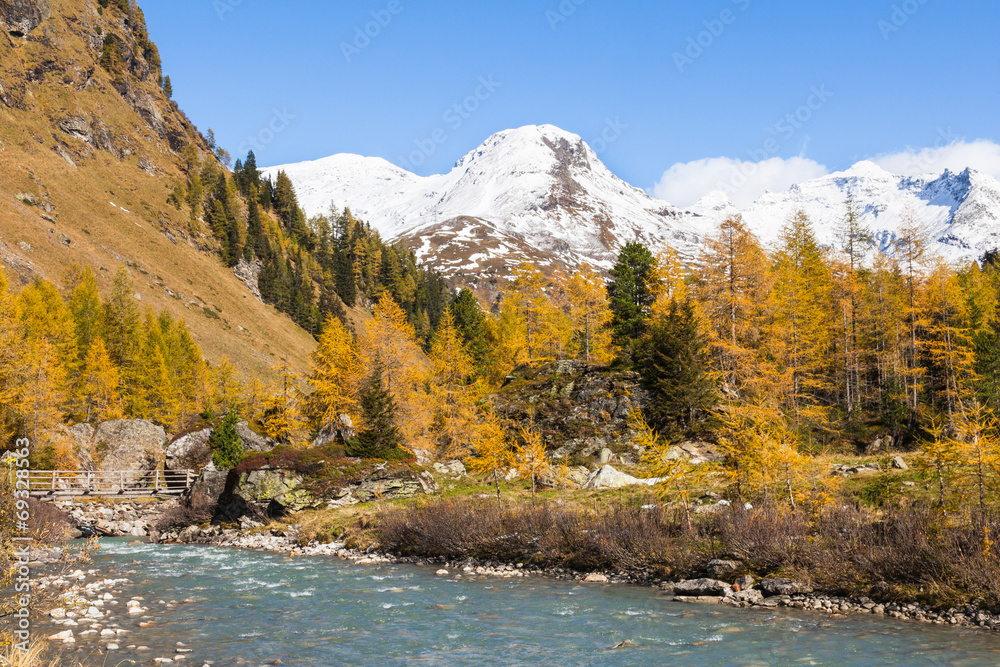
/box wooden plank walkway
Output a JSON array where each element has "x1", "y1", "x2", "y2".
[{"x1": 21, "y1": 469, "x2": 196, "y2": 499}]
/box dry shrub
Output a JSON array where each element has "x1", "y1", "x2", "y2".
[
  {"x1": 154, "y1": 498, "x2": 215, "y2": 531},
  {"x1": 378, "y1": 498, "x2": 699, "y2": 575},
  {"x1": 26, "y1": 498, "x2": 74, "y2": 544},
  {"x1": 0, "y1": 642, "x2": 62, "y2": 667},
  {"x1": 711, "y1": 502, "x2": 812, "y2": 573}
]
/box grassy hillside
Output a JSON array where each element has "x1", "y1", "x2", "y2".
[{"x1": 0, "y1": 0, "x2": 316, "y2": 377}]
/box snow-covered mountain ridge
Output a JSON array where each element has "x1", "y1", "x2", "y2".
[{"x1": 263, "y1": 125, "x2": 1000, "y2": 279}]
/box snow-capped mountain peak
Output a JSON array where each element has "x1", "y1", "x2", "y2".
[{"x1": 264, "y1": 125, "x2": 1000, "y2": 283}]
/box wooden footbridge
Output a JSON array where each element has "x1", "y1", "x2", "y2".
[{"x1": 19, "y1": 469, "x2": 196, "y2": 500}]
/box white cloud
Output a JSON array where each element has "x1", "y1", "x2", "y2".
[
  {"x1": 873, "y1": 139, "x2": 1000, "y2": 180},
  {"x1": 651, "y1": 156, "x2": 829, "y2": 209}
]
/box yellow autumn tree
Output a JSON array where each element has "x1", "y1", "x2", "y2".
[
  {"x1": 503, "y1": 263, "x2": 557, "y2": 362},
  {"x1": 211, "y1": 356, "x2": 244, "y2": 416},
  {"x1": 514, "y1": 424, "x2": 551, "y2": 506},
  {"x1": 261, "y1": 362, "x2": 307, "y2": 445},
  {"x1": 78, "y1": 337, "x2": 122, "y2": 423},
  {"x1": 466, "y1": 409, "x2": 514, "y2": 509},
  {"x1": 308, "y1": 316, "x2": 363, "y2": 428},
  {"x1": 631, "y1": 410, "x2": 710, "y2": 531},
  {"x1": 358, "y1": 295, "x2": 431, "y2": 448},
  {"x1": 650, "y1": 245, "x2": 689, "y2": 318},
  {"x1": 19, "y1": 337, "x2": 67, "y2": 448},
  {"x1": 429, "y1": 308, "x2": 482, "y2": 457},
  {"x1": 693, "y1": 216, "x2": 772, "y2": 398},
  {"x1": 768, "y1": 211, "x2": 835, "y2": 424},
  {"x1": 565, "y1": 263, "x2": 613, "y2": 363}
]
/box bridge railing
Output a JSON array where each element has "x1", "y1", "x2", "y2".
[{"x1": 22, "y1": 469, "x2": 196, "y2": 499}]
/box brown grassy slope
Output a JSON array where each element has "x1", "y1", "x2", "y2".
[{"x1": 0, "y1": 0, "x2": 315, "y2": 377}]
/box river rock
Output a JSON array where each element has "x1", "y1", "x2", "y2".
[
  {"x1": 583, "y1": 573, "x2": 609, "y2": 583},
  {"x1": 759, "y1": 578, "x2": 813, "y2": 596},
  {"x1": 706, "y1": 559, "x2": 740, "y2": 577},
  {"x1": 673, "y1": 578, "x2": 732, "y2": 597}
]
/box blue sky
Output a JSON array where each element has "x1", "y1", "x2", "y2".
[{"x1": 142, "y1": 0, "x2": 1000, "y2": 207}]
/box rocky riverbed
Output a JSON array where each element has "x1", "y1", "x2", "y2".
[{"x1": 148, "y1": 522, "x2": 1000, "y2": 635}]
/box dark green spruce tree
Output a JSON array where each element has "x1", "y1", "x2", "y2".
[
  {"x1": 607, "y1": 242, "x2": 657, "y2": 348},
  {"x1": 637, "y1": 298, "x2": 718, "y2": 439},
  {"x1": 347, "y1": 365, "x2": 403, "y2": 459}
]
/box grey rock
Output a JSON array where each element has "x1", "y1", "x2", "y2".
[
  {"x1": 891, "y1": 456, "x2": 908, "y2": 471},
  {"x1": 597, "y1": 447, "x2": 614, "y2": 465},
  {"x1": 233, "y1": 468, "x2": 317, "y2": 512},
  {"x1": 165, "y1": 429, "x2": 212, "y2": 471},
  {"x1": 312, "y1": 414, "x2": 355, "y2": 447},
  {"x1": 584, "y1": 465, "x2": 663, "y2": 490},
  {"x1": 58, "y1": 116, "x2": 93, "y2": 144},
  {"x1": 759, "y1": 578, "x2": 813, "y2": 597},
  {"x1": 432, "y1": 460, "x2": 467, "y2": 478},
  {"x1": 92, "y1": 419, "x2": 167, "y2": 480},
  {"x1": 706, "y1": 559, "x2": 740, "y2": 577},
  {"x1": 735, "y1": 574, "x2": 755, "y2": 590},
  {"x1": 673, "y1": 578, "x2": 732, "y2": 597},
  {"x1": 236, "y1": 421, "x2": 275, "y2": 453}
]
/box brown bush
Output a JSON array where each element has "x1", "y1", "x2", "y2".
[
  {"x1": 26, "y1": 498, "x2": 74, "y2": 544},
  {"x1": 377, "y1": 496, "x2": 1000, "y2": 609},
  {"x1": 154, "y1": 498, "x2": 215, "y2": 531}
]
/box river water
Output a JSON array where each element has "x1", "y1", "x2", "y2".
[{"x1": 37, "y1": 539, "x2": 1000, "y2": 666}]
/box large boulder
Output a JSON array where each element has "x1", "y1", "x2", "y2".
[
  {"x1": 186, "y1": 463, "x2": 229, "y2": 509},
  {"x1": 311, "y1": 414, "x2": 355, "y2": 447},
  {"x1": 231, "y1": 467, "x2": 318, "y2": 512},
  {"x1": 165, "y1": 428, "x2": 212, "y2": 471},
  {"x1": 92, "y1": 420, "x2": 167, "y2": 480},
  {"x1": 673, "y1": 578, "x2": 733, "y2": 597},
  {"x1": 584, "y1": 465, "x2": 662, "y2": 490},
  {"x1": 759, "y1": 578, "x2": 813, "y2": 597},
  {"x1": 353, "y1": 467, "x2": 438, "y2": 502},
  {"x1": 236, "y1": 421, "x2": 276, "y2": 453}
]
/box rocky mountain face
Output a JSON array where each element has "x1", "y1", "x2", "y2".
[
  {"x1": 269, "y1": 127, "x2": 1000, "y2": 279},
  {"x1": 0, "y1": 0, "x2": 317, "y2": 376},
  {"x1": 263, "y1": 125, "x2": 716, "y2": 283}
]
